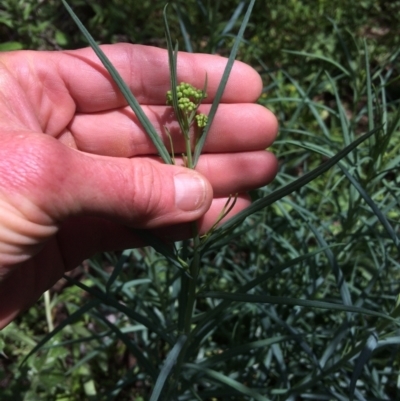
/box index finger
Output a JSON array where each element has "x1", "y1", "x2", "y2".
[{"x1": 57, "y1": 44, "x2": 263, "y2": 112}]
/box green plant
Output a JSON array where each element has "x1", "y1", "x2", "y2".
[{"x1": 2, "y1": 1, "x2": 399, "y2": 400}]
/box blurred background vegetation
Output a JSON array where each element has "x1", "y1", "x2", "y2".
[
  {"x1": 0, "y1": 0, "x2": 400, "y2": 400},
  {"x1": 1, "y1": 1, "x2": 400, "y2": 62}
]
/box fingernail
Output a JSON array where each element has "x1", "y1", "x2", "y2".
[{"x1": 174, "y1": 172, "x2": 207, "y2": 211}]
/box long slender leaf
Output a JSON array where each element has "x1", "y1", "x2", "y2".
[
  {"x1": 185, "y1": 363, "x2": 271, "y2": 401},
  {"x1": 163, "y1": 6, "x2": 188, "y2": 143},
  {"x1": 62, "y1": 274, "x2": 174, "y2": 344},
  {"x1": 199, "y1": 292, "x2": 395, "y2": 322},
  {"x1": 209, "y1": 126, "x2": 381, "y2": 244},
  {"x1": 306, "y1": 220, "x2": 353, "y2": 309},
  {"x1": 95, "y1": 312, "x2": 158, "y2": 380},
  {"x1": 173, "y1": 5, "x2": 194, "y2": 53},
  {"x1": 325, "y1": 71, "x2": 352, "y2": 148},
  {"x1": 106, "y1": 250, "x2": 131, "y2": 293},
  {"x1": 198, "y1": 335, "x2": 293, "y2": 368},
  {"x1": 150, "y1": 335, "x2": 187, "y2": 401},
  {"x1": 20, "y1": 299, "x2": 100, "y2": 366},
  {"x1": 339, "y1": 163, "x2": 400, "y2": 253},
  {"x1": 349, "y1": 332, "x2": 378, "y2": 401},
  {"x1": 216, "y1": 1, "x2": 246, "y2": 49},
  {"x1": 283, "y1": 49, "x2": 351, "y2": 77},
  {"x1": 193, "y1": 0, "x2": 256, "y2": 166},
  {"x1": 326, "y1": 17, "x2": 355, "y2": 78},
  {"x1": 61, "y1": 0, "x2": 172, "y2": 164},
  {"x1": 192, "y1": 246, "x2": 342, "y2": 343}
]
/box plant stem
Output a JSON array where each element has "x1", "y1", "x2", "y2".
[
  {"x1": 174, "y1": 124, "x2": 202, "y2": 383},
  {"x1": 181, "y1": 121, "x2": 200, "y2": 336},
  {"x1": 183, "y1": 222, "x2": 200, "y2": 335},
  {"x1": 44, "y1": 290, "x2": 54, "y2": 332},
  {"x1": 184, "y1": 133, "x2": 193, "y2": 169}
]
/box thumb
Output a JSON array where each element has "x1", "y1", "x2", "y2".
[
  {"x1": 49, "y1": 141, "x2": 212, "y2": 228},
  {"x1": 59, "y1": 153, "x2": 213, "y2": 227},
  {"x1": 1, "y1": 134, "x2": 212, "y2": 233}
]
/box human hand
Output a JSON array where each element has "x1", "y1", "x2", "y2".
[{"x1": 0, "y1": 44, "x2": 278, "y2": 328}]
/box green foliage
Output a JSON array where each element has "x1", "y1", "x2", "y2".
[{"x1": 1, "y1": 0, "x2": 400, "y2": 400}]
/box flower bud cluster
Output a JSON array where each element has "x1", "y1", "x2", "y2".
[
  {"x1": 195, "y1": 113, "x2": 208, "y2": 128},
  {"x1": 166, "y1": 82, "x2": 207, "y2": 114}
]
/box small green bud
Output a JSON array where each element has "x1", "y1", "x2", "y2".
[
  {"x1": 195, "y1": 113, "x2": 208, "y2": 128},
  {"x1": 166, "y1": 82, "x2": 208, "y2": 129}
]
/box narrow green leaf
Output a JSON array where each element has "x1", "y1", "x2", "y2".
[
  {"x1": 193, "y1": 246, "x2": 341, "y2": 342},
  {"x1": 326, "y1": 16, "x2": 355, "y2": 77},
  {"x1": 150, "y1": 335, "x2": 187, "y2": 401},
  {"x1": 62, "y1": 274, "x2": 174, "y2": 344},
  {"x1": 96, "y1": 312, "x2": 158, "y2": 380},
  {"x1": 364, "y1": 40, "x2": 374, "y2": 133},
  {"x1": 281, "y1": 69, "x2": 332, "y2": 139},
  {"x1": 199, "y1": 292, "x2": 395, "y2": 322},
  {"x1": 185, "y1": 363, "x2": 271, "y2": 401},
  {"x1": 106, "y1": 250, "x2": 131, "y2": 293},
  {"x1": 215, "y1": 2, "x2": 246, "y2": 50},
  {"x1": 283, "y1": 49, "x2": 351, "y2": 77},
  {"x1": 163, "y1": 6, "x2": 186, "y2": 139},
  {"x1": 65, "y1": 348, "x2": 103, "y2": 376},
  {"x1": 20, "y1": 299, "x2": 100, "y2": 366},
  {"x1": 339, "y1": 163, "x2": 400, "y2": 253},
  {"x1": 306, "y1": 220, "x2": 353, "y2": 308},
  {"x1": 198, "y1": 336, "x2": 293, "y2": 368},
  {"x1": 193, "y1": 0, "x2": 256, "y2": 166},
  {"x1": 349, "y1": 332, "x2": 378, "y2": 401},
  {"x1": 210, "y1": 127, "x2": 381, "y2": 243},
  {"x1": 173, "y1": 4, "x2": 193, "y2": 53},
  {"x1": 325, "y1": 71, "x2": 352, "y2": 147},
  {"x1": 319, "y1": 324, "x2": 349, "y2": 368},
  {"x1": 61, "y1": 0, "x2": 172, "y2": 164}
]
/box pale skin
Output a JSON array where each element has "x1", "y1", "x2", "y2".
[{"x1": 0, "y1": 44, "x2": 278, "y2": 329}]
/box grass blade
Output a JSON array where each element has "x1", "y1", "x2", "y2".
[
  {"x1": 185, "y1": 363, "x2": 271, "y2": 401},
  {"x1": 364, "y1": 40, "x2": 374, "y2": 132},
  {"x1": 149, "y1": 335, "x2": 187, "y2": 401},
  {"x1": 306, "y1": 220, "x2": 353, "y2": 308},
  {"x1": 209, "y1": 126, "x2": 381, "y2": 243},
  {"x1": 63, "y1": 274, "x2": 174, "y2": 344},
  {"x1": 338, "y1": 163, "x2": 400, "y2": 253},
  {"x1": 192, "y1": 246, "x2": 341, "y2": 343},
  {"x1": 325, "y1": 71, "x2": 352, "y2": 147},
  {"x1": 199, "y1": 292, "x2": 395, "y2": 322},
  {"x1": 61, "y1": 0, "x2": 172, "y2": 164},
  {"x1": 283, "y1": 49, "x2": 351, "y2": 77},
  {"x1": 173, "y1": 4, "x2": 193, "y2": 53},
  {"x1": 20, "y1": 299, "x2": 100, "y2": 366},
  {"x1": 94, "y1": 312, "x2": 158, "y2": 380},
  {"x1": 197, "y1": 336, "x2": 292, "y2": 368},
  {"x1": 163, "y1": 5, "x2": 186, "y2": 140},
  {"x1": 193, "y1": 0, "x2": 256, "y2": 166},
  {"x1": 349, "y1": 332, "x2": 378, "y2": 401},
  {"x1": 106, "y1": 250, "x2": 131, "y2": 293}
]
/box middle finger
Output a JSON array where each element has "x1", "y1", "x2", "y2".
[{"x1": 63, "y1": 103, "x2": 278, "y2": 157}]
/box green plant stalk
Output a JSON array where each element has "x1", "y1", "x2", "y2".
[
  {"x1": 177, "y1": 125, "x2": 200, "y2": 338},
  {"x1": 163, "y1": 3, "x2": 256, "y2": 383},
  {"x1": 183, "y1": 226, "x2": 200, "y2": 333},
  {"x1": 177, "y1": 115, "x2": 201, "y2": 339},
  {"x1": 163, "y1": 6, "x2": 204, "y2": 344},
  {"x1": 44, "y1": 290, "x2": 54, "y2": 332},
  {"x1": 165, "y1": 99, "x2": 202, "y2": 393},
  {"x1": 148, "y1": 249, "x2": 167, "y2": 318}
]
